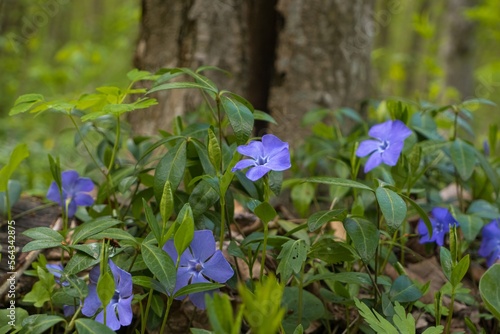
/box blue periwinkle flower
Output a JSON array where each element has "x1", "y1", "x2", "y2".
[
  {"x1": 163, "y1": 230, "x2": 234, "y2": 309},
  {"x1": 417, "y1": 207, "x2": 458, "y2": 246},
  {"x1": 356, "y1": 120, "x2": 412, "y2": 173},
  {"x1": 46, "y1": 170, "x2": 94, "y2": 217},
  {"x1": 232, "y1": 134, "x2": 291, "y2": 181},
  {"x1": 479, "y1": 219, "x2": 500, "y2": 267},
  {"x1": 82, "y1": 260, "x2": 133, "y2": 331}
]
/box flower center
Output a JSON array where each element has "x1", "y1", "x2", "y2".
[
  {"x1": 256, "y1": 156, "x2": 269, "y2": 165},
  {"x1": 434, "y1": 222, "x2": 444, "y2": 234},
  {"x1": 379, "y1": 140, "x2": 389, "y2": 151},
  {"x1": 195, "y1": 263, "x2": 203, "y2": 272}
]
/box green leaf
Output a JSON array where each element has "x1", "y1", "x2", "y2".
[
  {"x1": 440, "y1": 247, "x2": 452, "y2": 282},
  {"x1": 174, "y1": 204, "x2": 195, "y2": 256},
  {"x1": 0, "y1": 143, "x2": 29, "y2": 192},
  {"x1": 400, "y1": 194, "x2": 433, "y2": 239},
  {"x1": 253, "y1": 110, "x2": 278, "y2": 124},
  {"x1": 305, "y1": 271, "x2": 392, "y2": 287},
  {"x1": 220, "y1": 95, "x2": 254, "y2": 145},
  {"x1": 304, "y1": 177, "x2": 373, "y2": 192},
  {"x1": 308, "y1": 238, "x2": 356, "y2": 264},
  {"x1": 127, "y1": 68, "x2": 155, "y2": 82},
  {"x1": 143, "y1": 198, "x2": 162, "y2": 245},
  {"x1": 450, "y1": 139, "x2": 476, "y2": 180},
  {"x1": 72, "y1": 217, "x2": 122, "y2": 244},
  {"x1": 205, "y1": 293, "x2": 243, "y2": 334},
  {"x1": 9, "y1": 94, "x2": 44, "y2": 115},
  {"x1": 97, "y1": 271, "x2": 115, "y2": 308},
  {"x1": 281, "y1": 287, "x2": 324, "y2": 334},
  {"x1": 174, "y1": 282, "x2": 224, "y2": 298},
  {"x1": 254, "y1": 201, "x2": 277, "y2": 224},
  {"x1": 23, "y1": 227, "x2": 63, "y2": 242},
  {"x1": 64, "y1": 253, "x2": 100, "y2": 275},
  {"x1": 75, "y1": 318, "x2": 116, "y2": 334},
  {"x1": 20, "y1": 314, "x2": 66, "y2": 334},
  {"x1": 376, "y1": 187, "x2": 407, "y2": 232},
  {"x1": 188, "y1": 180, "x2": 220, "y2": 217},
  {"x1": 389, "y1": 275, "x2": 423, "y2": 303},
  {"x1": 22, "y1": 240, "x2": 62, "y2": 252},
  {"x1": 293, "y1": 324, "x2": 304, "y2": 334},
  {"x1": 307, "y1": 209, "x2": 346, "y2": 232},
  {"x1": 148, "y1": 81, "x2": 217, "y2": 94},
  {"x1": 291, "y1": 182, "x2": 315, "y2": 217},
  {"x1": 344, "y1": 217, "x2": 379, "y2": 263},
  {"x1": 276, "y1": 239, "x2": 309, "y2": 281},
  {"x1": 354, "y1": 298, "x2": 398, "y2": 334},
  {"x1": 141, "y1": 242, "x2": 177, "y2": 294},
  {"x1": 154, "y1": 140, "x2": 187, "y2": 201},
  {"x1": 454, "y1": 213, "x2": 483, "y2": 242},
  {"x1": 451, "y1": 255, "x2": 470, "y2": 287},
  {"x1": 475, "y1": 150, "x2": 500, "y2": 193},
  {"x1": 160, "y1": 180, "x2": 174, "y2": 225},
  {"x1": 207, "y1": 128, "x2": 222, "y2": 171},
  {"x1": 91, "y1": 228, "x2": 138, "y2": 244},
  {"x1": 479, "y1": 264, "x2": 500, "y2": 320}
]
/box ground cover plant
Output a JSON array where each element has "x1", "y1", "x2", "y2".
[{"x1": 1, "y1": 67, "x2": 500, "y2": 333}]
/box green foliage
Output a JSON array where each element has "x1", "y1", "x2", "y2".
[{"x1": 479, "y1": 264, "x2": 500, "y2": 320}]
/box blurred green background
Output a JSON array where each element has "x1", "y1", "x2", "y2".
[{"x1": 0, "y1": 0, "x2": 499, "y2": 194}]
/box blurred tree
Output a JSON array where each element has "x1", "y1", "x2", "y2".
[
  {"x1": 442, "y1": 0, "x2": 477, "y2": 100},
  {"x1": 129, "y1": 0, "x2": 374, "y2": 146}
]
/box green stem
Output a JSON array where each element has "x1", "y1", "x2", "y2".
[
  {"x1": 445, "y1": 287, "x2": 456, "y2": 333},
  {"x1": 159, "y1": 297, "x2": 174, "y2": 334},
  {"x1": 107, "y1": 116, "x2": 121, "y2": 174},
  {"x1": 63, "y1": 305, "x2": 82, "y2": 334},
  {"x1": 219, "y1": 194, "x2": 226, "y2": 251},
  {"x1": 260, "y1": 222, "x2": 269, "y2": 281},
  {"x1": 380, "y1": 231, "x2": 398, "y2": 275},
  {"x1": 141, "y1": 287, "x2": 155, "y2": 334},
  {"x1": 297, "y1": 261, "x2": 306, "y2": 327},
  {"x1": 5, "y1": 187, "x2": 11, "y2": 222}
]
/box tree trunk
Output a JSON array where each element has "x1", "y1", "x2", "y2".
[
  {"x1": 442, "y1": 0, "x2": 477, "y2": 100},
  {"x1": 130, "y1": 0, "x2": 373, "y2": 146}
]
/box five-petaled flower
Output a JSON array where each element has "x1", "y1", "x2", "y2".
[
  {"x1": 82, "y1": 260, "x2": 133, "y2": 331},
  {"x1": 479, "y1": 219, "x2": 500, "y2": 267},
  {"x1": 231, "y1": 134, "x2": 291, "y2": 181},
  {"x1": 163, "y1": 230, "x2": 234, "y2": 309},
  {"x1": 356, "y1": 120, "x2": 412, "y2": 173},
  {"x1": 46, "y1": 170, "x2": 94, "y2": 218},
  {"x1": 417, "y1": 207, "x2": 459, "y2": 246}
]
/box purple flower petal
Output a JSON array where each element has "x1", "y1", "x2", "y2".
[
  {"x1": 163, "y1": 240, "x2": 192, "y2": 266},
  {"x1": 81, "y1": 284, "x2": 101, "y2": 316},
  {"x1": 74, "y1": 177, "x2": 94, "y2": 193},
  {"x1": 264, "y1": 148, "x2": 291, "y2": 171},
  {"x1": 110, "y1": 260, "x2": 132, "y2": 297},
  {"x1": 61, "y1": 170, "x2": 79, "y2": 191},
  {"x1": 188, "y1": 274, "x2": 211, "y2": 309},
  {"x1": 262, "y1": 134, "x2": 289, "y2": 157},
  {"x1": 173, "y1": 266, "x2": 194, "y2": 299},
  {"x1": 246, "y1": 165, "x2": 272, "y2": 181},
  {"x1": 368, "y1": 120, "x2": 394, "y2": 141},
  {"x1": 232, "y1": 159, "x2": 257, "y2": 172},
  {"x1": 356, "y1": 140, "x2": 380, "y2": 157},
  {"x1": 46, "y1": 264, "x2": 64, "y2": 278},
  {"x1": 202, "y1": 251, "x2": 234, "y2": 283},
  {"x1": 189, "y1": 230, "x2": 216, "y2": 262},
  {"x1": 66, "y1": 200, "x2": 77, "y2": 218},
  {"x1": 95, "y1": 303, "x2": 120, "y2": 331},
  {"x1": 46, "y1": 182, "x2": 62, "y2": 203},
  {"x1": 432, "y1": 208, "x2": 457, "y2": 227},
  {"x1": 381, "y1": 141, "x2": 404, "y2": 166},
  {"x1": 117, "y1": 295, "x2": 133, "y2": 326},
  {"x1": 73, "y1": 193, "x2": 94, "y2": 207},
  {"x1": 390, "y1": 120, "x2": 412, "y2": 142},
  {"x1": 237, "y1": 141, "x2": 264, "y2": 159},
  {"x1": 363, "y1": 152, "x2": 383, "y2": 173}
]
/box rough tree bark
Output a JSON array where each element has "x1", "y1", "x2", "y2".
[
  {"x1": 130, "y1": 0, "x2": 373, "y2": 146},
  {"x1": 442, "y1": 0, "x2": 477, "y2": 100}
]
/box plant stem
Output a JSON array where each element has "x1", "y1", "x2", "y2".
[
  {"x1": 260, "y1": 222, "x2": 269, "y2": 281},
  {"x1": 159, "y1": 297, "x2": 174, "y2": 334},
  {"x1": 219, "y1": 193, "x2": 226, "y2": 251},
  {"x1": 141, "y1": 287, "x2": 155, "y2": 334},
  {"x1": 445, "y1": 287, "x2": 456, "y2": 333},
  {"x1": 297, "y1": 261, "x2": 306, "y2": 327}
]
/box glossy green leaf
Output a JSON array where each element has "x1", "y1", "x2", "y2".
[
  {"x1": 479, "y1": 264, "x2": 500, "y2": 320},
  {"x1": 72, "y1": 217, "x2": 122, "y2": 244},
  {"x1": 307, "y1": 209, "x2": 346, "y2": 232},
  {"x1": 208, "y1": 128, "x2": 222, "y2": 171},
  {"x1": 376, "y1": 187, "x2": 407, "y2": 232},
  {"x1": 148, "y1": 81, "x2": 217, "y2": 94},
  {"x1": 174, "y1": 204, "x2": 195, "y2": 256},
  {"x1": 0, "y1": 143, "x2": 29, "y2": 192},
  {"x1": 141, "y1": 242, "x2": 177, "y2": 294},
  {"x1": 160, "y1": 180, "x2": 174, "y2": 225},
  {"x1": 143, "y1": 198, "x2": 162, "y2": 245},
  {"x1": 450, "y1": 139, "x2": 476, "y2": 180},
  {"x1": 389, "y1": 275, "x2": 422, "y2": 303},
  {"x1": 188, "y1": 180, "x2": 220, "y2": 217},
  {"x1": 308, "y1": 238, "x2": 356, "y2": 264},
  {"x1": 20, "y1": 314, "x2": 66, "y2": 334},
  {"x1": 344, "y1": 217, "x2": 379, "y2": 263},
  {"x1": 454, "y1": 213, "x2": 483, "y2": 242},
  {"x1": 154, "y1": 140, "x2": 187, "y2": 201},
  {"x1": 173, "y1": 282, "x2": 224, "y2": 298},
  {"x1": 9, "y1": 94, "x2": 44, "y2": 115},
  {"x1": 304, "y1": 177, "x2": 373, "y2": 192},
  {"x1": 220, "y1": 95, "x2": 254, "y2": 145},
  {"x1": 22, "y1": 240, "x2": 63, "y2": 252},
  {"x1": 23, "y1": 227, "x2": 63, "y2": 242},
  {"x1": 75, "y1": 319, "x2": 116, "y2": 334},
  {"x1": 439, "y1": 247, "x2": 452, "y2": 282},
  {"x1": 97, "y1": 271, "x2": 115, "y2": 309},
  {"x1": 253, "y1": 110, "x2": 278, "y2": 124},
  {"x1": 65, "y1": 253, "x2": 100, "y2": 275},
  {"x1": 451, "y1": 255, "x2": 470, "y2": 287},
  {"x1": 254, "y1": 201, "x2": 277, "y2": 224},
  {"x1": 276, "y1": 239, "x2": 309, "y2": 282},
  {"x1": 475, "y1": 149, "x2": 500, "y2": 193},
  {"x1": 91, "y1": 228, "x2": 138, "y2": 244}
]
